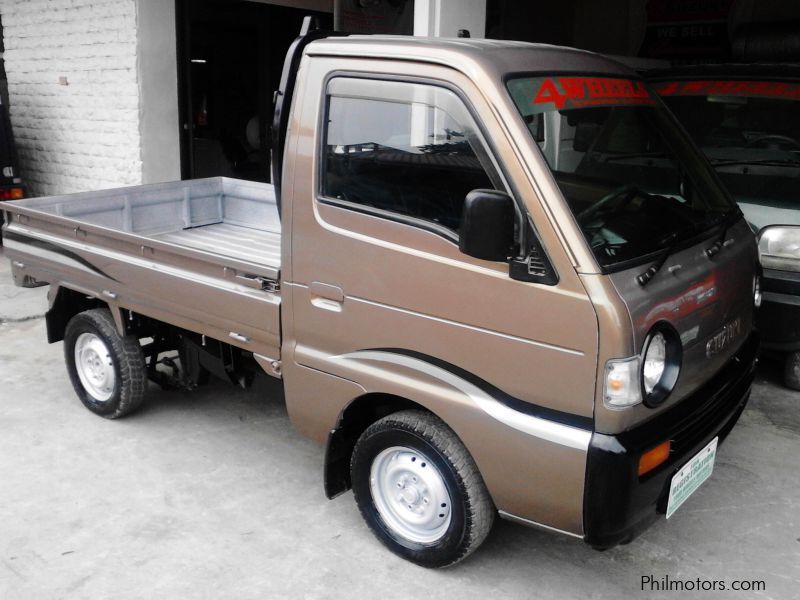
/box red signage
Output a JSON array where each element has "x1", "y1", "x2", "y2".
[
  {"x1": 533, "y1": 77, "x2": 654, "y2": 110},
  {"x1": 654, "y1": 80, "x2": 800, "y2": 100}
]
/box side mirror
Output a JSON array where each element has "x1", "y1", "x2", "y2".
[{"x1": 459, "y1": 189, "x2": 515, "y2": 261}]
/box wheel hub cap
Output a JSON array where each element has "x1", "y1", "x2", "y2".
[
  {"x1": 370, "y1": 446, "x2": 452, "y2": 544},
  {"x1": 74, "y1": 333, "x2": 115, "y2": 402}
]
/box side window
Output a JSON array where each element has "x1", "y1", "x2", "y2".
[{"x1": 322, "y1": 78, "x2": 503, "y2": 235}]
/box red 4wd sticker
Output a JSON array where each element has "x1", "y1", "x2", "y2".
[
  {"x1": 654, "y1": 80, "x2": 800, "y2": 100},
  {"x1": 532, "y1": 77, "x2": 654, "y2": 110}
]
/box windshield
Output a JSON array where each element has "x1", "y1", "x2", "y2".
[
  {"x1": 507, "y1": 76, "x2": 735, "y2": 271},
  {"x1": 654, "y1": 79, "x2": 800, "y2": 231}
]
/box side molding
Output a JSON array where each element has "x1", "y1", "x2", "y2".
[{"x1": 334, "y1": 350, "x2": 592, "y2": 451}]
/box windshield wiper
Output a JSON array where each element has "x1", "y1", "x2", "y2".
[
  {"x1": 636, "y1": 231, "x2": 681, "y2": 287},
  {"x1": 710, "y1": 158, "x2": 800, "y2": 168},
  {"x1": 600, "y1": 151, "x2": 669, "y2": 163},
  {"x1": 636, "y1": 218, "x2": 709, "y2": 287},
  {"x1": 704, "y1": 207, "x2": 742, "y2": 258}
]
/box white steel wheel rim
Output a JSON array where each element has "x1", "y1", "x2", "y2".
[
  {"x1": 74, "y1": 333, "x2": 116, "y2": 402},
  {"x1": 369, "y1": 446, "x2": 453, "y2": 544}
]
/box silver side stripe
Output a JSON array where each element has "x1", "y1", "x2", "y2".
[
  {"x1": 5, "y1": 225, "x2": 279, "y2": 303},
  {"x1": 337, "y1": 350, "x2": 592, "y2": 451},
  {"x1": 498, "y1": 510, "x2": 584, "y2": 539}
]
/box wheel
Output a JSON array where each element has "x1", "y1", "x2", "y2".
[
  {"x1": 350, "y1": 410, "x2": 495, "y2": 568},
  {"x1": 64, "y1": 308, "x2": 147, "y2": 418},
  {"x1": 783, "y1": 351, "x2": 800, "y2": 391}
]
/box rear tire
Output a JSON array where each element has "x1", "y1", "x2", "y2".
[
  {"x1": 64, "y1": 309, "x2": 146, "y2": 418},
  {"x1": 784, "y1": 351, "x2": 800, "y2": 390},
  {"x1": 350, "y1": 410, "x2": 494, "y2": 568}
]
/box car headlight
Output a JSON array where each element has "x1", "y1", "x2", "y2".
[
  {"x1": 642, "y1": 332, "x2": 667, "y2": 394},
  {"x1": 603, "y1": 324, "x2": 682, "y2": 410},
  {"x1": 641, "y1": 325, "x2": 682, "y2": 407},
  {"x1": 758, "y1": 226, "x2": 800, "y2": 272}
]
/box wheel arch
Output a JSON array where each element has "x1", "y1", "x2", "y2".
[
  {"x1": 46, "y1": 284, "x2": 125, "y2": 343},
  {"x1": 314, "y1": 348, "x2": 591, "y2": 536},
  {"x1": 324, "y1": 392, "x2": 449, "y2": 499}
]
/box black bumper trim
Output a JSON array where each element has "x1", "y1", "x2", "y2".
[
  {"x1": 762, "y1": 267, "x2": 800, "y2": 297},
  {"x1": 583, "y1": 332, "x2": 759, "y2": 549},
  {"x1": 758, "y1": 268, "x2": 800, "y2": 350}
]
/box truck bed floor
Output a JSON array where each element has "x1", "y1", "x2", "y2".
[{"x1": 154, "y1": 223, "x2": 281, "y2": 269}]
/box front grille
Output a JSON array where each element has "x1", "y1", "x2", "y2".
[
  {"x1": 669, "y1": 368, "x2": 750, "y2": 456},
  {"x1": 665, "y1": 335, "x2": 758, "y2": 461}
]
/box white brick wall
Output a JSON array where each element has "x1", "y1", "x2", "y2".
[{"x1": 0, "y1": 0, "x2": 143, "y2": 196}]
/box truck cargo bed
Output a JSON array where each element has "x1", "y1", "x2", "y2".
[
  {"x1": 154, "y1": 222, "x2": 281, "y2": 267},
  {"x1": 1, "y1": 177, "x2": 282, "y2": 361},
  {"x1": 4, "y1": 177, "x2": 282, "y2": 272}
]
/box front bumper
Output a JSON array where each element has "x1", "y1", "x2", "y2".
[
  {"x1": 757, "y1": 268, "x2": 800, "y2": 351},
  {"x1": 583, "y1": 332, "x2": 759, "y2": 549}
]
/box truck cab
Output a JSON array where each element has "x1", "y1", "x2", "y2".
[{"x1": 1, "y1": 30, "x2": 759, "y2": 567}]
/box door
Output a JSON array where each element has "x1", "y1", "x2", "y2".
[{"x1": 285, "y1": 64, "x2": 600, "y2": 419}]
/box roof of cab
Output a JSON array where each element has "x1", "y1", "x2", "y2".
[{"x1": 305, "y1": 35, "x2": 637, "y2": 80}]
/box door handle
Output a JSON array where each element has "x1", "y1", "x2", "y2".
[{"x1": 309, "y1": 281, "x2": 344, "y2": 312}]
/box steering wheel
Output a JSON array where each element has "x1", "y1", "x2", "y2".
[
  {"x1": 576, "y1": 184, "x2": 639, "y2": 225},
  {"x1": 745, "y1": 134, "x2": 800, "y2": 150}
]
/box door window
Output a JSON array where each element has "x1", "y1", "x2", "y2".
[{"x1": 322, "y1": 78, "x2": 503, "y2": 235}]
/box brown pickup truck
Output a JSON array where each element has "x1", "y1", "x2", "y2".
[{"x1": 1, "y1": 22, "x2": 760, "y2": 567}]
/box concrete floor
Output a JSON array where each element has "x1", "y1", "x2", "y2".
[{"x1": 0, "y1": 249, "x2": 798, "y2": 599}]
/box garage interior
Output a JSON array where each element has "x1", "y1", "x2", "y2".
[
  {"x1": 177, "y1": 0, "x2": 332, "y2": 181},
  {"x1": 174, "y1": 0, "x2": 800, "y2": 182}
]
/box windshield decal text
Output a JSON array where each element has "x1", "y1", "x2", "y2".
[
  {"x1": 533, "y1": 77, "x2": 654, "y2": 110},
  {"x1": 654, "y1": 80, "x2": 800, "y2": 100}
]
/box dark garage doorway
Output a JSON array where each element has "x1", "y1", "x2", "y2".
[{"x1": 176, "y1": 0, "x2": 332, "y2": 182}]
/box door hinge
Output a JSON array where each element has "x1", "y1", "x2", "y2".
[{"x1": 234, "y1": 272, "x2": 280, "y2": 293}]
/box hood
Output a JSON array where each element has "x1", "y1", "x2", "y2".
[{"x1": 597, "y1": 217, "x2": 757, "y2": 434}]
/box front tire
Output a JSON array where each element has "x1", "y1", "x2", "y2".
[
  {"x1": 350, "y1": 410, "x2": 494, "y2": 568},
  {"x1": 64, "y1": 309, "x2": 146, "y2": 418}
]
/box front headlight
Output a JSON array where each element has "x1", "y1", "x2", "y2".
[
  {"x1": 641, "y1": 325, "x2": 682, "y2": 407},
  {"x1": 642, "y1": 332, "x2": 667, "y2": 394},
  {"x1": 603, "y1": 324, "x2": 682, "y2": 410},
  {"x1": 758, "y1": 226, "x2": 800, "y2": 272}
]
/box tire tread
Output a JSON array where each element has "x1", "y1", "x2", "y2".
[
  {"x1": 64, "y1": 308, "x2": 146, "y2": 419},
  {"x1": 352, "y1": 409, "x2": 494, "y2": 567}
]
